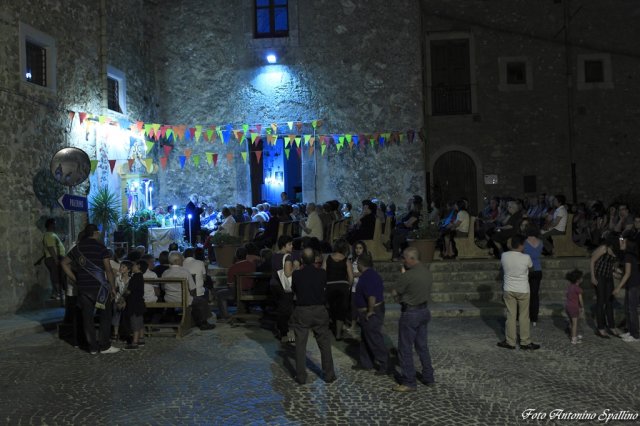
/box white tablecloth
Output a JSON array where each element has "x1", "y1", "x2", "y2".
[{"x1": 149, "y1": 227, "x2": 181, "y2": 257}]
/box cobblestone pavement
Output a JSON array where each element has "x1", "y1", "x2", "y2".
[{"x1": 1, "y1": 311, "x2": 639, "y2": 425}]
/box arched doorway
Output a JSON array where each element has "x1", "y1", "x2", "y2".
[{"x1": 432, "y1": 150, "x2": 478, "y2": 214}]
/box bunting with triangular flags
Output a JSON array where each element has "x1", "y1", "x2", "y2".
[
  {"x1": 179, "y1": 156, "x2": 186, "y2": 169},
  {"x1": 212, "y1": 153, "x2": 219, "y2": 166},
  {"x1": 108, "y1": 160, "x2": 117, "y2": 173},
  {"x1": 192, "y1": 155, "x2": 201, "y2": 167},
  {"x1": 128, "y1": 159, "x2": 135, "y2": 171},
  {"x1": 160, "y1": 157, "x2": 168, "y2": 170},
  {"x1": 90, "y1": 160, "x2": 98, "y2": 173},
  {"x1": 284, "y1": 149, "x2": 290, "y2": 160},
  {"x1": 254, "y1": 151, "x2": 262, "y2": 163},
  {"x1": 145, "y1": 141, "x2": 155, "y2": 154},
  {"x1": 226, "y1": 153, "x2": 234, "y2": 164},
  {"x1": 241, "y1": 152, "x2": 248, "y2": 163},
  {"x1": 206, "y1": 152, "x2": 213, "y2": 165},
  {"x1": 184, "y1": 148, "x2": 192, "y2": 159},
  {"x1": 144, "y1": 158, "x2": 153, "y2": 172}
]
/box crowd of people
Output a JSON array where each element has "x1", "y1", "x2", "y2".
[{"x1": 41, "y1": 189, "x2": 640, "y2": 389}]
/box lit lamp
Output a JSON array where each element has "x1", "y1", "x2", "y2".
[
  {"x1": 266, "y1": 53, "x2": 277, "y2": 64},
  {"x1": 148, "y1": 186, "x2": 153, "y2": 211},
  {"x1": 187, "y1": 214, "x2": 193, "y2": 246}
]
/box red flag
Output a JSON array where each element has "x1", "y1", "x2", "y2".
[
  {"x1": 212, "y1": 153, "x2": 218, "y2": 166},
  {"x1": 128, "y1": 159, "x2": 134, "y2": 171},
  {"x1": 296, "y1": 147, "x2": 302, "y2": 158},
  {"x1": 79, "y1": 112, "x2": 88, "y2": 125},
  {"x1": 163, "y1": 145, "x2": 173, "y2": 157},
  {"x1": 160, "y1": 157, "x2": 168, "y2": 170},
  {"x1": 134, "y1": 121, "x2": 144, "y2": 132},
  {"x1": 226, "y1": 153, "x2": 234, "y2": 164},
  {"x1": 108, "y1": 160, "x2": 116, "y2": 173},
  {"x1": 68, "y1": 111, "x2": 75, "y2": 122},
  {"x1": 254, "y1": 151, "x2": 262, "y2": 163}
]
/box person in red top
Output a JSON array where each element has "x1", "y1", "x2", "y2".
[
  {"x1": 217, "y1": 247, "x2": 256, "y2": 320},
  {"x1": 564, "y1": 269, "x2": 584, "y2": 345}
]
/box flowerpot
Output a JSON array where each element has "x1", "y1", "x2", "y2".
[
  {"x1": 407, "y1": 239, "x2": 437, "y2": 262},
  {"x1": 213, "y1": 244, "x2": 241, "y2": 268}
]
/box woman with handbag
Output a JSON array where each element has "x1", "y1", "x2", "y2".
[{"x1": 270, "y1": 235, "x2": 295, "y2": 343}]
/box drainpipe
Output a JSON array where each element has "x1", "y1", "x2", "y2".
[
  {"x1": 418, "y1": 0, "x2": 430, "y2": 206},
  {"x1": 563, "y1": 0, "x2": 577, "y2": 203},
  {"x1": 100, "y1": 0, "x2": 108, "y2": 112}
]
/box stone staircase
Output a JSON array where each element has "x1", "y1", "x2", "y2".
[{"x1": 375, "y1": 257, "x2": 592, "y2": 317}]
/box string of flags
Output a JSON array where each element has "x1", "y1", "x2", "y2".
[{"x1": 70, "y1": 111, "x2": 423, "y2": 174}]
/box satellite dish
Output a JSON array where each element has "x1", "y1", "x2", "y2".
[{"x1": 50, "y1": 147, "x2": 91, "y2": 187}]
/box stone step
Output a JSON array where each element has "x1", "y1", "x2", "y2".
[
  {"x1": 382, "y1": 302, "x2": 583, "y2": 318},
  {"x1": 429, "y1": 279, "x2": 584, "y2": 293}
]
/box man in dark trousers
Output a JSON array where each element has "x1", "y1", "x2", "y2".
[
  {"x1": 387, "y1": 246, "x2": 435, "y2": 392},
  {"x1": 290, "y1": 247, "x2": 337, "y2": 385},
  {"x1": 353, "y1": 252, "x2": 389, "y2": 375},
  {"x1": 61, "y1": 224, "x2": 120, "y2": 355},
  {"x1": 184, "y1": 194, "x2": 204, "y2": 246}
]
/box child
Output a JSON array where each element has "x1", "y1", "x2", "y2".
[
  {"x1": 123, "y1": 261, "x2": 146, "y2": 350},
  {"x1": 565, "y1": 269, "x2": 584, "y2": 344},
  {"x1": 112, "y1": 260, "x2": 133, "y2": 341}
]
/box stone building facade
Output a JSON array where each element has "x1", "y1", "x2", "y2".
[{"x1": 0, "y1": 0, "x2": 638, "y2": 314}]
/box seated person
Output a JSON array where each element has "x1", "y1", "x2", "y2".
[
  {"x1": 217, "y1": 247, "x2": 257, "y2": 320},
  {"x1": 141, "y1": 254, "x2": 159, "y2": 303},
  {"x1": 254, "y1": 207, "x2": 280, "y2": 248},
  {"x1": 299, "y1": 203, "x2": 323, "y2": 241},
  {"x1": 183, "y1": 248, "x2": 214, "y2": 330},
  {"x1": 161, "y1": 251, "x2": 215, "y2": 330},
  {"x1": 541, "y1": 194, "x2": 568, "y2": 253},
  {"x1": 442, "y1": 199, "x2": 470, "y2": 259},
  {"x1": 346, "y1": 200, "x2": 377, "y2": 245},
  {"x1": 487, "y1": 200, "x2": 524, "y2": 258},
  {"x1": 391, "y1": 195, "x2": 423, "y2": 260}
]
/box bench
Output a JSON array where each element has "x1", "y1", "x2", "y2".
[
  {"x1": 229, "y1": 272, "x2": 272, "y2": 325},
  {"x1": 144, "y1": 277, "x2": 193, "y2": 338},
  {"x1": 237, "y1": 221, "x2": 260, "y2": 243},
  {"x1": 549, "y1": 213, "x2": 589, "y2": 257},
  {"x1": 456, "y1": 216, "x2": 493, "y2": 259}
]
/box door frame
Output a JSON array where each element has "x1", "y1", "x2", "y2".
[{"x1": 429, "y1": 145, "x2": 483, "y2": 213}]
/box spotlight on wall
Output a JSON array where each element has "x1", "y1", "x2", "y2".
[{"x1": 266, "y1": 53, "x2": 277, "y2": 64}]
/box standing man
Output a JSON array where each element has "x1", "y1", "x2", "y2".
[
  {"x1": 184, "y1": 194, "x2": 204, "y2": 246},
  {"x1": 387, "y1": 246, "x2": 434, "y2": 392},
  {"x1": 289, "y1": 248, "x2": 337, "y2": 385},
  {"x1": 43, "y1": 218, "x2": 66, "y2": 300},
  {"x1": 61, "y1": 224, "x2": 120, "y2": 354},
  {"x1": 183, "y1": 248, "x2": 215, "y2": 330},
  {"x1": 352, "y1": 252, "x2": 389, "y2": 375},
  {"x1": 497, "y1": 235, "x2": 541, "y2": 350}
]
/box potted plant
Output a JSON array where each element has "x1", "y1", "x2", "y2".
[
  {"x1": 89, "y1": 186, "x2": 120, "y2": 244},
  {"x1": 208, "y1": 232, "x2": 242, "y2": 268},
  {"x1": 407, "y1": 220, "x2": 439, "y2": 262}
]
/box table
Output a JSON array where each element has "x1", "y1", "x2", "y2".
[{"x1": 148, "y1": 227, "x2": 182, "y2": 257}]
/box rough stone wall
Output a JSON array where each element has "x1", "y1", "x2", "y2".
[
  {"x1": 144, "y1": 0, "x2": 425, "y2": 210},
  {"x1": 422, "y1": 0, "x2": 640, "y2": 208},
  {"x1": 0, "y1": 0, "x2": 154, "y2": 314}
]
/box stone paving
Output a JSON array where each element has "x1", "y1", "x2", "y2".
[{"x1": 1, "y1": 310, "x2": 639, "y2": 425}]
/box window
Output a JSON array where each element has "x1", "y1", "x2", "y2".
[
  {"x1": 498, "y1": 56, "x2": 532, "y2": 91},
  {"x1": 19, "y1": 23, "x2": 56, "y2": 91},
  {"x1": 107, "y1": 66, "x2": 127, "y2": 115},
  {"x1": 577, "y1": 53, "x2": 612, "y2": 90},
  {"x1": 430, "y1": 39, "x2": 471, "y2": 115},
  {"x1": 25, "y1": 41, "x2": 47, "y2": 86},
  {"x1": 584, "y1": 60, "x2": 604, "y2": 83},
  {"x1": 506, "y1": 62, "x2": 526, "y2": 85},
  {"x1": 255, "y1": 0, "x2": 288, "y2": 38}
]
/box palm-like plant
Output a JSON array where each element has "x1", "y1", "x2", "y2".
[{"x1": 89, "y1": 186, "x2": 120, "y2": 240}]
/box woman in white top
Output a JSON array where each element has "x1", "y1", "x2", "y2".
[{"x1": 443, "y1": 200, "x2": 470, "y2": 259}]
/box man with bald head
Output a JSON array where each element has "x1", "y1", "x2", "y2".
[
  {"x1": 387, "y1": 246, "x2": 435, "y2": 392},
  {"x1": 289, "y1": 247, "x2": 336, "y2": 385}
]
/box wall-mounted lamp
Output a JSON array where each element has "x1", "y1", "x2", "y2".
[{"x1": 266, "y1": 53, "x2": 277, "y2": 64}]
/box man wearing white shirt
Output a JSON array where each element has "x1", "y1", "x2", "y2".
[
  {"x1": 300, "y1": 203, "x2": 323, "y2": 241},
  {"x1": 162, "y1": 251, "x2": 215, "y2": 330},
  {"x1": 497, "y1": 236, "x2": 540, "y2": 350},
  {"x1": 541, "y1": 194, "x2": 568, "y2": 253},
  {"x1": 141, "y1": 254, "x2": 158, "y2": 303},
  {"x1": 183, "y1": 248, "x2": 214, "y2": 330}
]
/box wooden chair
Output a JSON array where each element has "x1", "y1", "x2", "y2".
[
  {"x1": 456, "y1": 216, "x2": 493, "y2": 259},
  {"x1": 550, "y1": 213, "x2": 589, "y2": 257},
  {"x1": 229, "y1": 272, "x2": 272, "y2": 325},
  {"x1": 144, "y1": 278, "x2": 193, "y2": 338}
]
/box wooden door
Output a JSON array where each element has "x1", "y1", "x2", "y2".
[{"x1": 432, "y1": 151, "x2": 477, "y2": 214}]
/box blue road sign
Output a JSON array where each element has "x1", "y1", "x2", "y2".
[{"x1": 57, "y1": 194, "x2": 88, "y2": 212}]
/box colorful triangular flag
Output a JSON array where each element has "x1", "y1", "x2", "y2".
[
  {"x1": 241, "y1": 152, "x2": 248, "y2": 163},
  {"x1": 254, "y1": 151, "x2": 262, "y2": 163},
  {"x1": 192, "y1": 155, "x2": 201, "y2": 167},
  {"x1": 179, "y1": 156, "x2": 186, "y2": 169}
]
